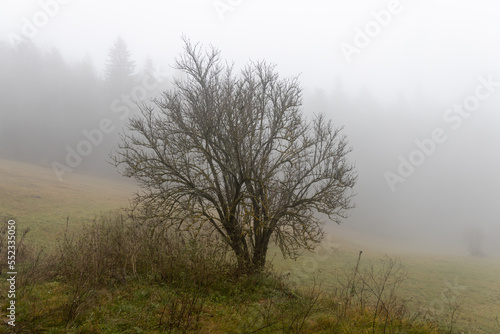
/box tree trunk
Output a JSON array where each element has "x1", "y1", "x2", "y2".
[
  {"x1": 251, "y1": 230, "x2": 272, "y2": 272},
  {"x1": 229, "y1": 234, "x2": 271, "y2": 274},
  {"x1": 229, "y1": 235, "x2": 252, "y2": 274}
]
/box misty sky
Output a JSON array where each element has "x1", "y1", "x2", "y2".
[{"x1": 2, "y1": 0, "x2": 500, "y2": 255}]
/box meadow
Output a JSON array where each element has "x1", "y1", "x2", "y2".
[
  {"x1": 271, "y1": 240, "x2": 500, "y2": 333},
  {"x1": 0, "y1": 159, "x2": 137, "y2": 245},
  {"x1": 0, "y1": 159, "x2": 499, "y2": 333}
]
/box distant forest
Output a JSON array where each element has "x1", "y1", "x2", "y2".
[
  {"x1": 0, "y1": 38, "x2": 169, "y2": 178},
  {"x1": 0, "y1": 37, "x2": 444, "y2": 187}
]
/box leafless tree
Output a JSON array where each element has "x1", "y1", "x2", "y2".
[
  {"x1": 464, "y1": 225, "x2": 486, "y2": 257},
  {"x1": 112, "y1": 38, "x2": 357, "y2": 272}
]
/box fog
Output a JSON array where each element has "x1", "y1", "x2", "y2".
[{"x1": 1, "y1": 0, "x2": 500, "y2": 256}]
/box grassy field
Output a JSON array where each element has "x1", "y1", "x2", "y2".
[
  {"x1": 270, "y1": 239, "x2": 500, "y2": 333},
  {"x1": 0, "y1": 159, "x2": 499, "y2": 332},
  {"x1": 0, "y1": 158, "x2": 137, "y2": 245}
]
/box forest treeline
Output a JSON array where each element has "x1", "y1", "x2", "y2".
[
  {"x1": 0, "y1": 37, "x2": 432, "y2": 183},
  {"x1": 0, "y1": 38, "x2": 168, "y2": 178}
]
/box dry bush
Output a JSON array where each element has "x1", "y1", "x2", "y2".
[
  {"x1": 0, "y1": 217, "x2": 61, "y2": 332},
  {"x1": 244, "y1": 281, "x2": 322, "y2": 333},
  {"x1": 128, "y1": 215, "x2": 235, "y2": 288},
  {"x1": 329, "y1": 253, "x2": 413, "y2": 332},
  {"x1": 0, "y1": 215, "x2": 58, "y2": 288},
  {"x1": 55, "y1": 212, "x2": 236, "y2": 290},
  {"x1": 41, "y1": 212, "x2": 235, "y2": 328},
  {"x1": 57, "y1": 214, "x2": 132, "y2": 286}
]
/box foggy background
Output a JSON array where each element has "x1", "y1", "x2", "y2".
[{"x1": 1, "y1": 0, "x2": 500, "y2": 256}]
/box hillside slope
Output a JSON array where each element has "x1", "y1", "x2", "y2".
[{"x1": 0, "y1": 159, "x2": 137, "y2": 245}]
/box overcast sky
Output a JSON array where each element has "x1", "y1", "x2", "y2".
[
  {"x1": 3, "y1": 0, "x2": 500, "y2": 99},
  {"x1": 2, "y1": 0, "x2": 500, "y2": 255}
]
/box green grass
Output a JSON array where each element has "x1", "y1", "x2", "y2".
[{"x1": 0, "y1": 159, "x2": 499, "y2": 332}]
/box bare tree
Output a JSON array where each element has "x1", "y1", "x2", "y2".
[
  {"x1": 112, "y1": 38, "x2": 357, "y2": 272},
  {"x1": 464, "y1": 225, "x2": 486, "y2": 257}
]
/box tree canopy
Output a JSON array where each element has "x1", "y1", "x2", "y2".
[{"x1": 112, "y1": 38, "x2": 357, "y2": 272}]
